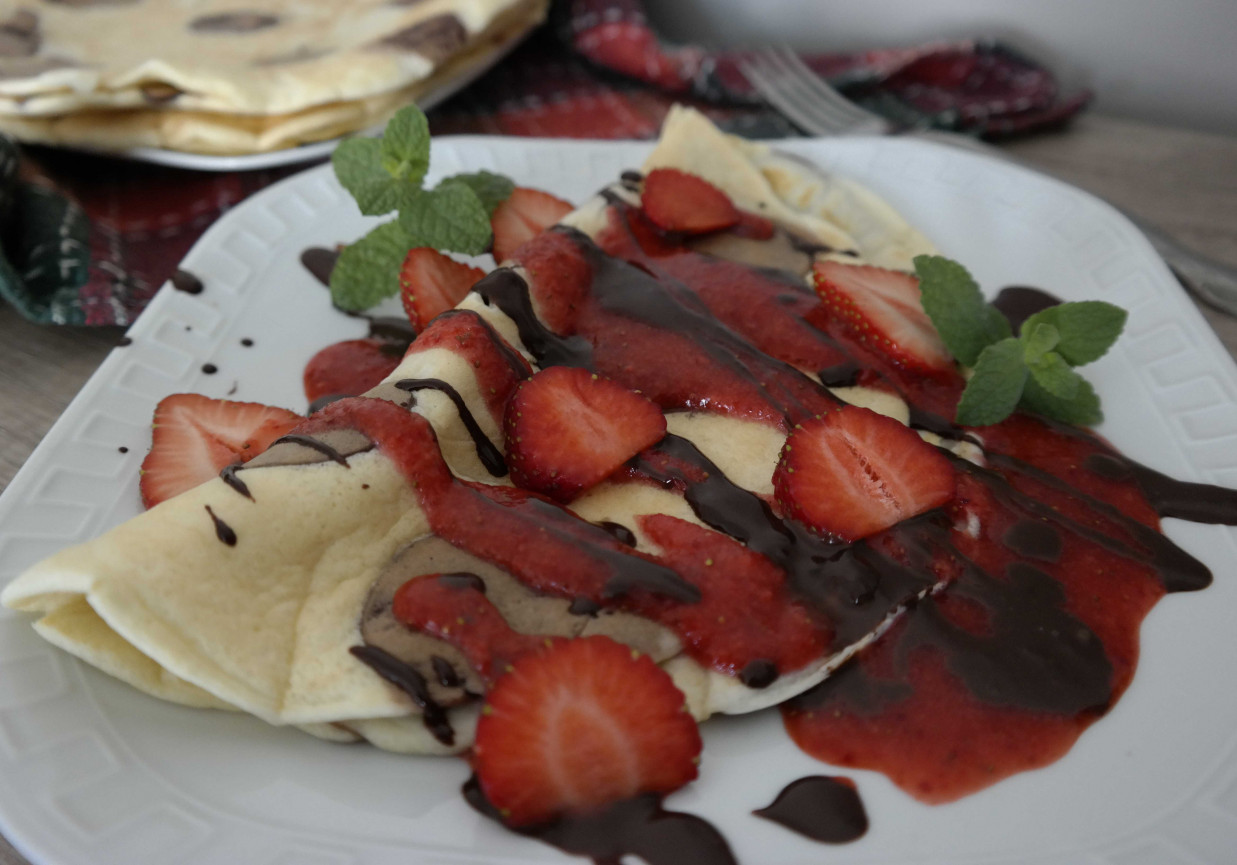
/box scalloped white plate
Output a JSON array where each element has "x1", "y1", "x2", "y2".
[{"x1": 2, "y1": 137, "x2": 1237, "y2": 865}]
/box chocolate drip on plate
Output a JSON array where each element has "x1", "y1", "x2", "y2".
[
  {"x1": 464, "y1": 777, "x2": 738, "y2": 865},
  {"x1": 172, "y1": 269, "x2": 204, "y2": 295},
  {"x1": 754, "y1": 776, "x2": 868, "y2": 844},
  {"x1": 300, "y1": 247, "x2": 339, "y2": 287}
]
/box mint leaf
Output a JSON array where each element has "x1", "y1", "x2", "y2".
[
  {"x1": 1021, "y1": 321, "x2": 1060, "y2": 364},
  {"x1": 955, "y1": 337, "x2": 1028, "y2": 426},
  {"x1": 1021, "y1": 301, "x2": 1126, "y2": 366},
  {"x1": 915, "y1": 254, "x2": 1010, "y2": 366},
  {"x1": 1027, "y1": 351, "x2": 1081, "y2": 399},
  {"x1": 328, "y1": 221, "x2": 415, "y2": 311},
  {"x1": 380, "y1": 106, "x2": 431, "y2": 185},
  {"x1": 332, "y1": 138, "x2": 416, "y2": 216},
  {"x1": 446, "y1": 170, "x2": 515, "y2": 215},
  {"x1": 1020, "y1": 374, "x2": 1102, "y2": 426},
  {"x1": 398, "y1": 181, "x2": 492, "y2": 255}
]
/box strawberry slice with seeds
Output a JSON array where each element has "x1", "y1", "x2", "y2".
[
  {"x1": 139, "y1": 394, "x2": 301, "y2": 508},
  {"x1": 399, "y1": 247, "x2": 485, "y2": 331},
  {"x1": 504, "y1": 366, "x2": 667, "y2": 502},
  {"x1": 773, "y1": 405, "x2": 956, "y2": 541},
  {"x1": 641, "y1": 168, "x2": 740, "y2": 234},
  {"x1": 812, "y1": 260, "x2": 953, "y2": 374},
  {"x1": 490, "y1": 187, "x2": 574, "y2": 264},
  {"x1": 474, "y1": 635, "x2": 701, "y2": 826}
]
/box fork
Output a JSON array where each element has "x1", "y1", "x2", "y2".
[{"x1": 741, "y1": 46, "x2": 1237, "y2": 317}]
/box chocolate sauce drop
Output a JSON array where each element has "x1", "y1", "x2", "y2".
[
  {"x1": 568, "y1": 597, "x2": 601, "y2": 617},
  {"x1": 172, "y1": 269, "x2": 204, "y2": 295},
  {"x1": 596, "y1": 521, "x2": 637, "y2": 547},
  {"x1": 204, "y1": 505, "x2": 237, "y2": 546},
  {"x1": 201, "y1": 363, "x2": 218, "y2": 375},
  {"x1": 117, "y1": 446, "x2": 128, "y2": 454},
  {"x1": 463, "y1": 776, "x2": 737, "y2": 865},
  {"x1": 240, "y1": 338, "x2": 254, "y2": 347},
  {"x1": 430, "y1": 655, "x2": 464, "y2": 688},
  {"x1": 739, "y1": 659, "x2": 778, "y2": 689},
  {"x1": 300, "y1": 246, "x2": 339, "y2": 287},
  {"x1": 753, "y1": 776, "x2": 868, "y2": 844},
  {"x1": 117, "y1": 336, "x2": 132, "y2": 347}
]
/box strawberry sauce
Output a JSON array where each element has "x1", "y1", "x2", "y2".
[{"x1": 468, "y1": 219, "x2": 1235, "y2": 807}]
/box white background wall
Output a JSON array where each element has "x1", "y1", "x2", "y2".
[{"x1": 646, "y1": 0, "x2": 1237, "y2": 135}]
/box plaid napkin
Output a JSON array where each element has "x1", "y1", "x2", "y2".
[{"x1": 0, "y1": 0, "x2": 1090, "y2": 327}]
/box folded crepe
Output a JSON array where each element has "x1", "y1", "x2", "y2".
[
  {"x1": 2, "y1": 106, "x2": 956, "y2": 754},
  {"x1": 0, "y1": 0, "x2": 547, "y2": 154}
]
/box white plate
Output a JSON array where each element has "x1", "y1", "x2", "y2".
[
  {"x1": 2, "y1": 137, "x2": 1236, "y2": 865},
  {"x1": 54, "y1": 35, "x2": 524, "y2": 172}
]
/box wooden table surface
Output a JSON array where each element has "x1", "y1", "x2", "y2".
[{"x1": 1, "y1": 114, "x2": 1236, "y2": 864}]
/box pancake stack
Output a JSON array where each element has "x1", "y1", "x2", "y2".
[{"x1": 0, "y1": 0, "x2": 548, "y2": 155}]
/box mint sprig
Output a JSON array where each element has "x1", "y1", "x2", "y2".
[
  {"x1": 327, "y1": 106, "x2": 512, "y2": 311},
  {"x1": 914, "y1": 255, "x2": 1127, "y2": 428}
]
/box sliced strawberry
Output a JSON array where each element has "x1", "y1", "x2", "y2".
[
  {"x1": 641, "y1": 168, "x2": 740, "y2": 234},
  {"x1": 399, "y1": 247, "x2": 485, "y2": 331},
  {"x1": 407, "y1": 310, "x2": 531, "y2": 421},
  {"x1": 490, "y1": 187, "x2": 574, "y2": 264},
  {"x1": 302, "y1": 338, "x2": 403, "y2": 406},
  {"x1": 773, "y1": 405, "x2": 956, "y2": 541},
  {"x1": 812, "y1": 260, "x2": 953, "y2": 374},
  {"x1": 504, "y1": 366, "x2": 667, "y2": 502},
  {"x1": 474, "y1": 635, "x2": 701, "y2": 826},
  {"x1": 507, "y1": 228, "x2": 594, "y2": 335},
  {"x1": 139, "y1": 394, "x2": 302, "y2": 508}
]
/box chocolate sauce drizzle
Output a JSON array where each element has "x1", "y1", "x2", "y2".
[
  {"x1": 634, "y1": 435, "x2": 933, "y2": 650},
  {"x1": 219, "y1": 463, "x2": 253, "y2": 500},
  {"x1": 204, "y1": 505, "x2": 237, "y2": 546},
  {"x1": 753, "y1": 776, "x2": 868, "y2": 844},
  {"x1": 271, "y1": 433, "x2": 351, "y2": 467},
  {"x1": 396, "y1": 378, "x2": 508, "y2": 477},
  {"x1": 464, "y1": 776, "x2": 737, "y2": 865},
  {"x1": 349, "y1": 644, "x2": 455, "y2": 745}
]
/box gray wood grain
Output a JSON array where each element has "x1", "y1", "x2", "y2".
[{"x1": 2, "y1": 114, "x2": 1236, "y2": 864}]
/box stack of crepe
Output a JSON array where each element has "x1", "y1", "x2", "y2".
[
  {"x1": 1, "y1": 107, "x2": 948, "y2": 754},
  {"x1": 0, "y1": 0, "x2": 547, "y2": 155}
]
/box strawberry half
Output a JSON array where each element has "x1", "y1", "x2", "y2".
[
  {"x1": 490, "y1": 187, "x2": 574, "y2": 264},
  {"x1": 641, "y1": 168, "x2": 740, "y2": 234},
  {"x1": 773, "y1": 405, "x2": 956, "y2": 541},
  {"x1": 399, "y1": 247, "x2": 485, "y2": 331},
  {"x1": 812, "y1": 260, "x2": 953, "y2": 374},
  {"x1": 504, "y1": 366, "x2": 667, "y2": 502},
  {"x1": 139, "y1": 394, "x2": 302, "y2": 508},
  {"x1": 473, "y1": 635, "x2": 701, "y2": 826}
]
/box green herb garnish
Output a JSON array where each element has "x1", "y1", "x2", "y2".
[
  {"x1": 915, "y1": 254, "x2": 1126, "y2": 427},
  {"x1": 328, "y1": 106, "x2": 514, "y2": 311}
]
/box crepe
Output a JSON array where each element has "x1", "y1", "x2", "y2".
[
  {"x1": 0, "y1": 0, "x2": 547, "y2": 154},
  {"x1": 1, "y1": 107, "x2": 946, "y2": 754}
]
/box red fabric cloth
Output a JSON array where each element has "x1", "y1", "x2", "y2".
[{"x1": 11, "y1": 0, "x2": 1089, "y2": 326}]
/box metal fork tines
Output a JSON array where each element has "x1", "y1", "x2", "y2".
[{"x1": 741, "y1": 46, "x2": 890, "y2": 137}]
